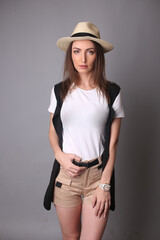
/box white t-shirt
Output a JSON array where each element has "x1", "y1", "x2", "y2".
[{"x1": 48, "y1": 84, "x2": 125, "y2": 161}]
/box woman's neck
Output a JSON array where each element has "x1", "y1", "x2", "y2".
[{"x1": 78, "y1": 73, "x2": 96, "y2": 90}]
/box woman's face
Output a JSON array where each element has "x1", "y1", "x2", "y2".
[{"x1": 71, "y1": 40, "x2": 96, "y2": 75}]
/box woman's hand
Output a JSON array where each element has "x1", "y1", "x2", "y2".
[
  {"x1": 55, "y1": 149, "x2": 86, "y2": 177},
  {"x1": 92, "y1": 187, "x2": 111, "y2": 218}
]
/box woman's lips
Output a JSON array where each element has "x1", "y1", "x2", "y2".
[{"x1": 79, "y1": 65, "x2": 88, "y2": 69}]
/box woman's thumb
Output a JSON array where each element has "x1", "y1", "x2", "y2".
[{"x1": 73, "y1": 154, "x2": 82, "y2": 162}]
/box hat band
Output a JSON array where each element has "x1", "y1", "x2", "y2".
[{"x1": 71, "y1": 32, "x2": 98, "y2": 38}]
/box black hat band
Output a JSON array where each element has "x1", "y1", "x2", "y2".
[{"x1": 71, "y1": 32, "x2": 98, "y2": 38}]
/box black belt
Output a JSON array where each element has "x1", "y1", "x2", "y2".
[{"x1": 72, "y1": 158, "x2": 99, "y2": 168}]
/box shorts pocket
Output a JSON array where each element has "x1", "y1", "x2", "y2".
[
  {"x1": 89, "y1": 167, "x2": 102, "y2": 181},
  {"x1": 55, "y1": 170, "x2": 72, "y2": 188}
]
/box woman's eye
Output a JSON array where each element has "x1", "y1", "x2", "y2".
[
  {"x1": 73, "y1": 50, "x2": 79, "y2": 54},
  {"x1": 88, "y1": 50, "x2": 95, "y2": 55}
]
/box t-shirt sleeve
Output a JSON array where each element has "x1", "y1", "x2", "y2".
[
  {"x1": 48, "y1": 85, "x2": 57, "y2": 113},
  {"x1": 112, "y1": 90, "x2": 125, "y2": 118}
]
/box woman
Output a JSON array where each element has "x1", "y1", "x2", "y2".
[{"x1": 44, "y1": 22, "x2": 125, "y2": 240}]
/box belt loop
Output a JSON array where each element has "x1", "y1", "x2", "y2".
[
  {"x1": 86, "y1": 162, "x2": 89, "y2": 168},
  {"x1": 99, "y1": 155, "x2": 102, "y2": 164}
]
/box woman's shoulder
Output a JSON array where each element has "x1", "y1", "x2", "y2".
[
  {"x1": 108, "y1": 80, "x2": 121, "y2": 91},
  {"x1": 54, "y1": 81, "x2": 63, "y2": 89},
  {"x1": 51, "y1": 81, "x2": 63, "y2": 99},
  {"x1": 107, "y1": 80, "x2": 121, "y2": 105}
]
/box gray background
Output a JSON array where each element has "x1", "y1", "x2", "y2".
[{"x1": 0, "y1": 0, "x2": 160, "y2": 239}]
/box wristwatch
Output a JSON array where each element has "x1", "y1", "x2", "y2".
[{"x1": 98, "y1": 183, "x2": 111, "y2": 192}]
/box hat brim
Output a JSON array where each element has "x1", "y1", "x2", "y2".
[{"x1": 57, "y1": 36, "x2": 114, "y2": 53}]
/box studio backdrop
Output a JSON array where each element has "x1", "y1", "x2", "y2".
[{"x1": 0, "y1": 0, "x2": 160, "y2": 239}]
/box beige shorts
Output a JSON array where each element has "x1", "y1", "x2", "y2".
[{"x1": 53, "y1": 156, "x2": 102, "y2": 207}]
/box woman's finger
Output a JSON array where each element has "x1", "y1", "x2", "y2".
[
  {"x1": 104, "y1": 201, "x2": 109, "y2": 218},
  {"x1": 92, "y1": 196, "x2": 97, "y2": 208},
  {"x1": 98, "y1": 202, "x2": 105, "y2": 218},
  {"x1": 72, "y1": 154, "x2": 82, "y2": 162},
  {"x1": 71, "y1": 165, "x2": 86, "y2": 172},
  {"x1": 78, "y1": 167, "x2": 87, "y2": 174},
  {"x1": 65, "y1": 168, "x2": 83, "y2": 177},
  {"x1": 95, "y1": 202, "x2": 101, "y2": 217}
]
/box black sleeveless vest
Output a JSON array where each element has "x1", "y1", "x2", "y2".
[{"x1": 43, "y1": 81, "x2": 120, "y2": 211}]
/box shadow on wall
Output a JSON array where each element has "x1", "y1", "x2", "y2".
[{"x1": 114, "y1": 81, "x2": 159, "y2": 239}]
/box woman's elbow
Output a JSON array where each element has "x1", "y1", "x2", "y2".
[
  {"x1": 110, "y1": 138, "x2": 119, "y2": 152},
  {"x1": 48, "y1": 129, "x2": 53, "y2": 141}
]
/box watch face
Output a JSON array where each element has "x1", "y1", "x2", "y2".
[{"x1": 103, "y1": 184, "x2": 109, "y2": 191}]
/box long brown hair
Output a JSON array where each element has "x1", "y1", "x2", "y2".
[{"x1": 60, "y1": 41, "x2": 110, "y2": 103}]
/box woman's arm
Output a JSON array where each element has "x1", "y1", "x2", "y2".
[
  {"x1": 101, "y1": 118, "x2": 122, "y2": 184},
  {"x1": 48, "y1": 113, "x2": 63, "y2": 159},
  {"x1": 92, "y1": 118, "x2": 122, "y2": 218},
  {"x1": 48, "y1": 113, "x2": 86, "y2": 177}
]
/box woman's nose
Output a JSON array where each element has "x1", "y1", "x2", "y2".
[{"x1": 81, "y1": 52, "x2": 86, "y2": 63}]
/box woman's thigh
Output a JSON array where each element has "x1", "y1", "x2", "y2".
[
  {"x1": 55, "y1": 204, "x2": 82, "y2": 240},
  {"x1": 80, "y1": 203, "x2": 109, "y2": 240}
]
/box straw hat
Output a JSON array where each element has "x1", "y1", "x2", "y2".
[{"x1": 57, "y1": 22, "x2": 114, "y2": 53}]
